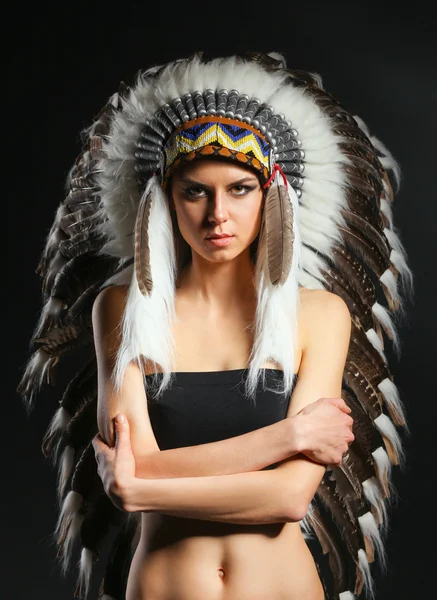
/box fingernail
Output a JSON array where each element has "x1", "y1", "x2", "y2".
[{"x1": 116, "y1": 414, "x2": 126, "y2": 424}]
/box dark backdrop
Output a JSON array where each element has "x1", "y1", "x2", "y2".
[{"x1": 7, "y1": 1, "x2": 435, "y2": 599}]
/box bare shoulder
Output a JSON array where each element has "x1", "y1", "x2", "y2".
[
  {"x1": 298, "y1": 288, "x2": 351, "y2": 351},
  {"x1": 92, "y1": 284, "x2": 129, "y2": 325},
  {"x1": 91, "y1": 284, "x2": 131, "y2": 356}
]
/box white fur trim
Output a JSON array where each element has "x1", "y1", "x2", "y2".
[
  {"x1": 77, "y1": 547, "x2": 95, "y2": 599},
  {"x1": 389, "y1": 248, "x2": 414, "y2": 297},
  {"x1": 365, "y1": 327, "x2": 387, "y2": 362},
  {"x1": 112, "y1": 175, "x2": 177, "y2": 396},
  {"x1": 378, "y1": 377, "x2": 407, "y2": 428},
  {"x1": 19, "y1": 348, "x2": 56, "y2": 409},
  {"x1": 357, "y1": 548, "x2": 375, "y2": 600},
  {"x1": 380, "y1": 196, "x2": 393, "y2": 224},
  {"x1": 245, "y1": 176, "x2": 301, "y2": 399},
  {"x1": 45, "y1": 406, "x2": 70, "y2": 465},
  {"x1": 353, "y1": 115, "x2": 401, "y2": 188},
  {"x1": 372, "y1": 446, "x2": 392, "y2": 494},
  {"x1": 374, "y1": 413, "x2": 405, "y2": 465},
  {"x1": 58, "y1": 445, "x2": 74, "y2": 501},
  {"x1": 362, "y1": 477, "x2": 388, "y2": 530},
  {"x1": 339, "y1": 592, "x2": 355, "y2": 600},
  {"x1": 33, "y1": 296, "x2": 64, "y2": 338},
  {"x1": 55, "y1": 490, "x2": 84, "y2": 574},
  {"x1": 371, "y1": 300, "x2": 401, "y2": 357},
  {"x1": 358, "y1": 511, "x2": 387, "y2": 571}
]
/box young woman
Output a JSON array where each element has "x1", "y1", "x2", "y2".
[
  {"x1": 92, "y1": 158, "x2": 355, "y2": 600},
  {"x1": 18, "y1": 51, "x2": 411, "y2": 600}
]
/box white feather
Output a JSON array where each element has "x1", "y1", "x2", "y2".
[{"x1": 339, "y1": 592, "x2": 356, "y2": 600}]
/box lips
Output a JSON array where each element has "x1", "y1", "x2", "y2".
[{"x1": 206, "y1": 234, "x2": 234, "y2": 239}]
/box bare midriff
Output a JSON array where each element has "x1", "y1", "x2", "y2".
[{"x1": 126, "y1": 514, "x2": 325, "y2": 600}]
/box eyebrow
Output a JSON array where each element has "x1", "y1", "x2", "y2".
[{"x1": 178, "y1": 176, "x2": 259, "y2": 188}]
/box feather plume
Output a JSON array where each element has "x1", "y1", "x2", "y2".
[
  {"x1": 264, "y1": 175, "x2": 295, "y2": 285},
  {"x1": 134, "y1": 181, "x2": 155, "y2": 296}
]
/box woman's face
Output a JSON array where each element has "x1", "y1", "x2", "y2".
[{"x1": 169, "y1": 159, "x2": 264, "y2": 263}]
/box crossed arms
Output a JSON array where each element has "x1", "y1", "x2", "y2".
[{"x1": 92, "y1": 285, "x2": 353, "y2": 524}]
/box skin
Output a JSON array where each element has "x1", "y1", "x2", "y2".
[{"x1": 92, "y1": 159, "x2": 354, "y2": 600}]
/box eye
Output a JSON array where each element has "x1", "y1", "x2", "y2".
[
  {"x1": 183, "y1": 186, "x2": 207, "y2": 198},
  {"x1": 232, "y1": 185, "x2": 257, "y2": 196}
]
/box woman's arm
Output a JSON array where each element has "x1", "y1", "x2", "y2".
[
  {"x1": 92, "y1": 285, "x2": 299, "y2": 482},
  {"x1": 95, "y1": 290, "x2": 353, "y2": 524},
  {"x1": 135, "y1": 418, "x2": 297, "y2": 479},
  {"x1": 128, "y1": 459, "x2": 299, "y2": 524}
]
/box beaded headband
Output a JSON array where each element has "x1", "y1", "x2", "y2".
[{"x1": 162, "y1": 116, "x2": 271, "y2": 188}]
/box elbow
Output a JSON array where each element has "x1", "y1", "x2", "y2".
[
  {"x1": 279, "y1": 484, "x2": 311, "y2": 523},
  {"x1": 283, "y1": 501, "x2": 309, "y2": 523}
]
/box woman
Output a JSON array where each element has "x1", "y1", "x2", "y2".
[
  {"x1": 18, "y1": 51, "x2": 411, "y2": 600},
  {"x1": 92, "y1": 156, "x2": 355, "y2": 600}
]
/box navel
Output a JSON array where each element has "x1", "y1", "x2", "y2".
[{"x1": 217, "y1": 567, "x2": 225, "y2": 579}]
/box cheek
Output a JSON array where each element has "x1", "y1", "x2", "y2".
[
  {"x1": 243, "y1": 196, "x2": 263, "y2": 230},
  {"x1": 173, "y1": 202, "x2": 202, "y2": 239}
]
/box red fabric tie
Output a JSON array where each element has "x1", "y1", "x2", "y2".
[{"x1": 262, "y1": 163, "x2": 288, "y2": 189}]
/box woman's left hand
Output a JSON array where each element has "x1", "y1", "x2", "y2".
[{"x1": 92, "y1": 413, "x2": 137, "y2": 512}]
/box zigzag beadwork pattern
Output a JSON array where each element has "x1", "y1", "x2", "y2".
[
  {"x1": 162, "y1": 145, "x2": 269, "y2": 189},
  {"x1": 164, "y1": 116, "x2": 271, "y2": 179}
]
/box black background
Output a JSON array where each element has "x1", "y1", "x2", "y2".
[{"x1": 7, "y1": 1, "x2": 435, "y2": 599}]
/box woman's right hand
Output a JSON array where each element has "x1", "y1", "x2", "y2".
[{"x1": 291, "y1": 397, "x2": 355, "y2": 466}]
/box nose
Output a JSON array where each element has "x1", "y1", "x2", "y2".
[{"x1": 207, "y1": 189, "x2": 229, "y2": 225}]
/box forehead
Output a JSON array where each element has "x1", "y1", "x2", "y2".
[{"x1": 171, "y1": 158, "x2": 261, "y2": 183}]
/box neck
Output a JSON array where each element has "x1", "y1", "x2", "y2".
[{"x1": 179, "y1": 248, "x2": 256, "y2": 315}]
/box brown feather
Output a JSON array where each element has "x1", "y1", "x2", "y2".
[
  {"x1": 317, "y1": 473, "x2": 363, "y2": 561},
  {"x1": 342, "y1": 390, "x2": 384, "y2": 470},
  {"x1": 341, "y1": 209, "x2": 391, "y2": 265},
  {"x1": 134, "y1": 191, "x2": 154, "y2": 295},
  {"x1": 305, "y1": 505, "x2": 351, "y2": 597},
  {"x1": 264, "y1": 182, "x2": 294, "y2": 285}
]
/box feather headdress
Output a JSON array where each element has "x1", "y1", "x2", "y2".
[{"x1": 18, "y1": 51, "x2": 413, "y2": 599}]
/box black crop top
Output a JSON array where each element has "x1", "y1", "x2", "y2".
[{"x1": 145, "y1": 368, "x2": 298, "y2": 451}]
